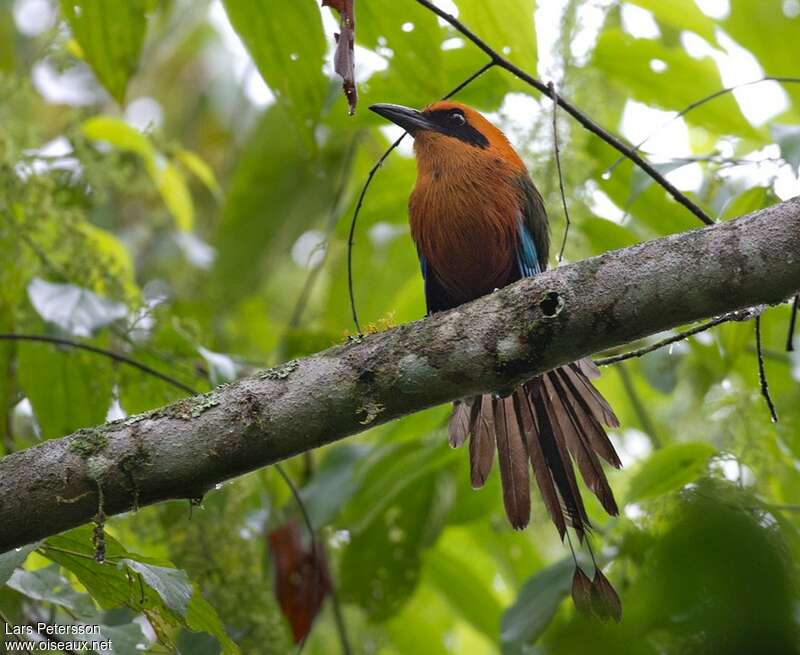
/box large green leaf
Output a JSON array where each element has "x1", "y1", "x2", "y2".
[
  {"x1": 221, "y1": 0, "x2": 327, "y2": 137},
  {"x1": 457, "y1": 0, "x2": 536, "y2": 71},
  {"x1": 299, "y1": 443, "x2": 366, "y2": 529},
  {"x1": 424, "y1": 545, "x2": 503, "y2": 640},
  {"x1": 7, "y1": 564, "x2": 97, "y2": 617},
  {"x1": 625, "y1": 442, "x2": 717, "y2": 503},
  {"x1": 213, "y1": 104, "x2": 351, "y2": 305},
  {"x1": 43, "y1": 527, "x2": 238, "y2": 654},
  {"x1": 121, "y1": 559, "x2": 192, "y2": 617},
  {"x1": 60, "y1": 0, "x2": 149, "y2": 103},
  {"x1": 357, "y1": 1, "x2": 447, "y2": 103},
  {"x1": 17, "y1": 338, "x2": 113, "y2": 439},
  {"x1": 723, "y1": 1, "x2": 800, "y2": 111},
  {"x1": 0, "y1": 544, "x2": 38, "y2": 586},
  {"x1": 338, "y1": 439, "x2": 456, "y2": 533},
  {"x1": 627, "y1": 0, "x2": 717, "y2": 42},
  {"x1": 340, "y1": 471, "x2": 447, "y2": 620},
  {"x1": 500, "y1": 557, "x2": 574, "y2": 654},
  {"x1": 593, "y1": 30, "x2": 757, "y2": 139},
  {"x1": 719, "y1": 186, "x2": 775, "y2": 221}
]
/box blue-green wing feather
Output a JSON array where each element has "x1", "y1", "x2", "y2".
[{"x1": 516, "y1": 174, "x2": 550, "y2": 275}]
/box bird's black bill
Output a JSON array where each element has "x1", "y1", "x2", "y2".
[{"x1": 369, "y1": 103, "x2": 435, "y2": 134}]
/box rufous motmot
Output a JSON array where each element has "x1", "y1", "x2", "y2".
[{"x1": 370, "y1": 100, "x2": 623, "y2": 543}]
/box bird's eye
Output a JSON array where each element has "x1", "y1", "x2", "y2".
[{"x1": 451, "y1": 111, "x2": 466, "y2": 126}]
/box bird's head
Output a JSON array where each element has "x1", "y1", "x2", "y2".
[{"x1": 369, "y1": 100, "x2": 525, "y2": 176}]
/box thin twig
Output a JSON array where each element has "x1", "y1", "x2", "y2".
[
  {"x1": 604, "y1": 76, "x2": 800, "y2": 176},
  {"x1": 755, "y1": 315, "x2": 779, "y2": 423},
  {"x1": 347, "y1": 136, "x2": 403, "y2": 334},
  {"x1": 347, "y1": 61, "x2": 495, "y2": 332},
  {"x1": 274, "y1": 465, "x2": 348, "y2": 655},
  {"x1": 548, "y1": 81, "x2": 571, "y2": 263},
  {"x1": 328, "y1": 578, "x2": 352, "y2": 655},
  {"x1": 0, "y1": 333, "x2": 198, "y2": 395},
  {"x1": 787, "y1": 294, "x2": 798, "y2": 352},
  {"x1": 593, "y1": 310, "x2": 748, "y2": 366},
  {"x1": 412, "y1": 0, "x2": 714, "y2": 226}
]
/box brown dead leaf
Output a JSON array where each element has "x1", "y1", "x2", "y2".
[
  {"x1": 268, "y1": 520, "x2": 332, "y2": 643},
  {"x1": 322, "y1": 0, "x2": 357, "y2": 114}
]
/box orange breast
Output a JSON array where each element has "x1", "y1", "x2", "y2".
[{"x1": 409, "y1": 136, "x2": 524, "y2": 306}]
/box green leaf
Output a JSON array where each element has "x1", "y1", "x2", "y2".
[
  {"x1": 43, "y1": 527, "x2": 238, "y2": 654},
  {"x1": 176, "y1": 149, "x2": 222, "y2": 199},
  {"x1": 457, "y1": 0, "x2": 537, "y2": 72},
  {"x1": 626, "y1": 442, "x2": 717, "y2": 503},
  {"x1": 83, "y1": 117, "x2": 195, "y2": 231},
  {"x1": 340, "y1": 472, "x2": 446, "y2": 620},
  {"x1": 17, "y1": 337, "x2": 113, "y2": 438},
  {"x1": 60, "y1": 0, "x2": 149, "y2": 103},
  {"x1": 0, "y1": 10, "x2": 15, "y2": 72},
  {"x1": 339, "y1": 439, "x2": 456, "y2": 533},
  {"x1": 723, "y1": 1, "x2": 800, "y2": 111},
  {"x1": 43, "y1": 528, "x2": 140, "y2": 610},
  {"x1": 629, "y1": 161, "x2": 689, "y2": 206},
  {"x1": 186, "y1": 591, "x2": 240, "y2": 655},
  {"x1": 424, "y1": 547, "x2": 503, "y2": 640},
  {"x1": 626, "y1": 0, "x2": 717, "y2": 42},
  {"x1": 157, "y1": 162, "x2": 194, "y2": 232},
  {"x1": 719, "y1": 186, "x2": 774, "y2": 221},
  {"x1": 500, "y1": 557, "x2": 574, "y2": 654},
  {"x1": 221, "y1": 0, "x2": 327, "y2": 137},
  {"x1": 771, "y1": 124, "x2": 800, "y2": 171},
  {"x1": 96, "y1": 623, "x2": 149, "y2": 655},
  {"x1": 121, "y1": 559, "x2": 192, "y2": 617},
  {"x1": 0, "y1": 544, "x2": 38, "y2": 586},
  {"x1": 299, "y1": 443, "x2": 366, "y2": 529},
  {"x1": 357, "y1": 1, "x2": 447, "y2": 103},
  {"x1": 213, "y1": 104, "x2": 350, "y2": 304},
  {"x1": 82, "y1": 116, "x2": 157, "y2": 166},
  {"x1": 579, "y1": 217, "x2": 639, "y2": 253},
  {"x1": 7, "y1": 564, "x2": 97, "y2": 617},
  {"x1": 593, "y1": 30, "x2": 756, "y2": 139}
]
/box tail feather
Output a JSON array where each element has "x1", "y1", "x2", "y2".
[
  {"x1": 528, "y1": 380, "x2": 591, "y2": 538},
  {"x1": 448, "y1": 398, "x2": 480, "y2": 448},
  {"x1": 545, "y1": 372, "x2": 618, "y2": 516},
  {"x1": 565, "y1": 361, "x2": 620, "y2": 429},
  {"x1": 513, "y1": 388, "x2": 567, "y2": 538},
  {"x1": 448, "y1": 360, "x2": 622, "y2": 538},
  {"x1": 559, "y1": 364, "x2": 622, "y2": 468},
  {"x1": 469, "y1": 395, "x2": 496, "y2": 488},
  {"x1": 493, "y1": 396, "x2": 531, "y2": 530}
]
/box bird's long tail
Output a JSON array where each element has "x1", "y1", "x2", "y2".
[{"x1": 448, "y1": 358, "x2": 622, "y2": 536}]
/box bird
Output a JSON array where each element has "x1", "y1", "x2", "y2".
[{"x1": 369, "y1": 100, "x2": 623, "y2": 541}]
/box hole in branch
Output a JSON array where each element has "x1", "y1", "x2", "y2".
[{"x1": 540, "y1": 292, "x2": 564, "y2": 318}]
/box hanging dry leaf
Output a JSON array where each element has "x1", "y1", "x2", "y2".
[
  {"x1": 322, "y1": 0, "x2": 357, "y2": 114},
  {"x1": 268, "y1": 520, "x2": 332, "y2": 643},
  {"x1": 571, "y1": 566, "x2": 593, "y2": 616},
  {"x1": 590, "y1": 568, "x2": 622, "y2": 623}
]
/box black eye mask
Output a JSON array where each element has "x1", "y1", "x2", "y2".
[{"x1": 422, "y1": 109, "x2": 490, "y2": 149}]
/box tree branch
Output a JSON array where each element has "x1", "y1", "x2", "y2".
[{"x1": 1, "y1": 199, "x2": 799, "y2": 551}]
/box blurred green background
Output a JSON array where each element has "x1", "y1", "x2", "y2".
[{"x1": 1, "y1": 0, "x2": 800, "y2": 653}]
